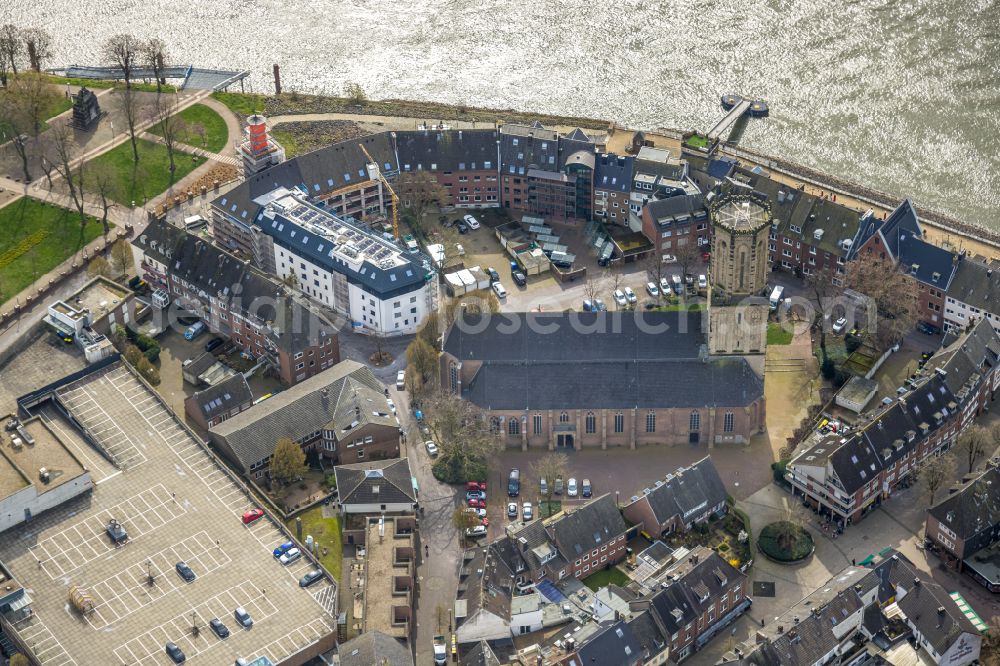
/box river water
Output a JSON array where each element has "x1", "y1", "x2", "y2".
[{"x1": 7, "y1": 0, "x2": 1000, "y2": 228}]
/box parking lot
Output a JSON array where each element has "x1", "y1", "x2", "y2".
[{"x1": 0, "y1": 362, "x2": 336, "y2": 666}]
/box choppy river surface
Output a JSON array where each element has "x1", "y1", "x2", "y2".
[{"x1": 7, "y1": 0, "x2": 1000, "y2": 227}]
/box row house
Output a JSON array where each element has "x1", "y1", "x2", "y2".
[
  {"x1": 723, "y1": 550, "x2": 981, "y2": 666},
  {"x1": 925, "y1": 464, "x2": 1000, "y2": 591},
  {"x1": 851, "y1": 199, "x2": 957, "y2": 330},
  {"x1": 131, "y1": 218, "x2": 339, "y2": 386},
  {"x1": 622, "y1": 457, "x2": 728, "y2": 538},
  {"x1": 640, "y1": 194, "x2": 709, "y2": 260},
  {"x1": 628, "y1": 146, "x2": 695, "y2": 228},
  {"x1": 394, "y1": 128, "x2": 501, "y2": 208},
  {"x1": 499, "y1": 124, "x2": 596, "y2": 222},
  {"x1": 942, "y1": 253, "x2": 1000, "y2": 333},
  {"x1": 786, "y1": 319, "x2": 1000, "y2": 526},
  {"x1": 593, "y1": 153, "x2": 634, "y2": 226}
]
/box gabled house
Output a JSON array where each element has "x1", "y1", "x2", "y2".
[
  {"x1": 925, "y1": 465, "x2": 1000, "y2": 591},
  {"x1": 640, "y1": 194, "x2": 709, "y2": 260},
  {"x1": 183, "y1": 373, "x2": 253, "y2": 430},
  {"x1": 337, "y1": 630, "x2": 413, "y2": 666},
  {"x1": 943, "y1": 254, "x2": 1000, "y2": 333},
  {"x1": 334, "y1": 458, "x2": 416, "y2": 514},
  {"x1": 622, "y1": 457, "x2": 728, "y2": 538},
  {"x1": 853, "y1": 199, "x2": 957, "y2": 329},
  {"x1": 208, "y1": 360, "x2": 399, "y2": 481}
]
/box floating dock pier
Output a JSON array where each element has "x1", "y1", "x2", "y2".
[{"x1": 707, "y1": 94, "x2": 769, "y2": 144}]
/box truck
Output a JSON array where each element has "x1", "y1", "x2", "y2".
[
  {"x1": 769, "y1": 285, "x2": 785, "y2": 310},
  {"x1": 433, "y1": 635, "x2": 447, "y2": 665}
]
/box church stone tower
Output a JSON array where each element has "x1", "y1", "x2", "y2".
[{"x1": 709, "y1": 192, "x2": 772, "y2": 298}]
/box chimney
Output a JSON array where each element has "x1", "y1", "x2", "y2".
[
  {"x1": 355, "y1": 404, "x2": 361, "y2": 418},
  {"x1": 914, "y1": 577, "x2": 921, "y2": 587}
]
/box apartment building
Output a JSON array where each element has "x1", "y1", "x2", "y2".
[
  {"x1": 394, "y1": 128, "x2": 500, "y2": 208},
  {"x1": 593, "y1": 153, "x2": 634, "y2": 226},
  {"x1": 852, "y1": 199, "x2": 957, "y2": 329},
  {"x1": 786, "y1": 319, "x2": 1000, "y2": 527},
  {"x1": 628, "y1": 147, "x2": 695, "y2": 227},
  {"x1": 640, "y1": 194, "x2": 709, "y2": 260},
  {"x1": 925, "y1": 464, "x2": 1000, "y2": 591},
  {"x1": 208, "y1": 360, "x2": 399, "y2": 481},
  {"x1": 499, "y1": 124, "x2": 595, "y2": 222},
  {"x1": 131, "y1": 218, "x2": 340, "y2": 386},
  {"x1": 722, "y1": 551, "x2": 981, "y2": 666},
  {"x1": 943, "y1": 254, "x2": 1000, "y2": 333}
]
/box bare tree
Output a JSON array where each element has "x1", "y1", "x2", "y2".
[
  {"x1": 918, "y1": 452, "x2": 956, "y2": 505},
  {"x1": 644, "y1": 248, "x2": 666, "y2": 300},
  {"x1": 674, "y1": 239, "x2": 702, "y2": 285},
  {"x1": 846, "y1": 256, "x2": 920, "y2": 351},
  {"x1": 89, "y1": 161, "x2": 119, "y2": 238},
  {"x1": 103, "y1": 33, "x2": 142, "y2": 88},
  {"x1": 47, "y1": 119, "x2": 89, "y2": 240},
  {"x1": 405, "y1": 336, "x2": 438, "y2": 388},
  {"x1": 0, "y1": 24, "x2": 21, "y2": 86},
  {"x1": 117, "y1": 86, "x2": 141, "y2": 162},
  {"x1": 397, "y1": 170, "x2": 449, "y2": 221},
  {"x1": 22, "y1": 27, "x2": 52, "y2": 72},
  {"x1": 956, "y1": 425, "x2": 991, "y2": 475},
  {"x1": 88, "y1": 255, "x2": 112, "y2": 278},
  {"x1": 143, "y1": 38, "x2": 168, "y2": 93},
  {"x1": 111, "y1": 238, "x2": 134, "y2": 277},
  {"x1": 805, "y1": 264, "x2": 841, "y2": 355},
  {"x1": 152, "y1": 92, "x2": 182, "y2": 173},
  {"x1": 531, "y1": 453, "x2": 569, "y2": 502},
  {"x1": 1, "y1": 73, "x2": 58, "y2": 182},
  {"x1": 582, "y1": 276, "x2": 604, "y2": 306},
  {"x1": 422, "y1": 390, "x2": 503, "y2": 483},
  {"x1": 189, "y1": 121, "x2": 206, "y2": 148}
]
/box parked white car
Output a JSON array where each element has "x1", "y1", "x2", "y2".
[
  {"x1": 279, "y1": 547, "x2": 301, "y2": 565},
  {"x1": 522, "y1": 502, "x2": 533, "y2": 520},
  {"x1": 465, "y1": 525, "x2": 488, "y2": 538},
  {"x1": 492, "y1": 282, "x2": 507, "y2": 299},
  {"x1": 623, "y1": 287, "x2": 637, "y2": 304},
  {"x1": 613, "y1": 289, "x2": 627, "y2": 307},
  {"x1": 698, "y1": 274, "x2": 707, "y2": 289},
  {"x1": 425, "y1": 440, "x2": 439, "y2": 457},
  {"x1": 463, "y1": 214, "x2": 481, "y2": 230},
  {"x1": 833, "y1": 317, "x2": 848, "y2": 334},
  {"x1": 567, "y1": 478, "x2": 578, "y2": 497},
  {"x1": 396, "y1": 370, "x2": 406, "y2": 390},
  {"x1": 646, "y1": 282, "x2": 659, "y2": 297}
]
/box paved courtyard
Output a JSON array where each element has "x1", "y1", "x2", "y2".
[{"x1": 0, "y1": 362, "x2": 337, "y2": 666}]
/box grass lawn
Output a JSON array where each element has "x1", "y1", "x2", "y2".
[
  {"x1": 285, "y1": 506, "x2": 343, "y2": 582},
  {"x1": 0, "y1": 92, "x2": 72, "y2": 139},
  {"x1": 148, "y1": 103, "x2": 229, "y2": 153},
  {"x1": 0, "y1": 198, "x2": 104, "y2": 303},
  {"x1": 767, "y1": 322, "x2": 793, "y2": 345},
  {"x1": 44, "y1": 75, "x2": 175, "y2": 94},
  {"x1": 685, "y1": 133, "x2": 711, "y2": 149},
  {"x1": 271, "y1": 128, "x2": 301, "y2": 158},
  {"x1": 582, "y1": 566, "x2": 630, "y2": 591},
  {"x1": 211, "y1": 91, "x2": 266, "y2": 118},
  {"x1": 82, "y1": 138, "x2": 205, "y2": 205}
]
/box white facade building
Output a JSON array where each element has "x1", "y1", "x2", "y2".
[{"x1": 256, "y1": 189, "x2": 435, "y2": 336}]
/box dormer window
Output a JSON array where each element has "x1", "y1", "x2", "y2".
[{"x1": 910, "y1": 264, "x2": 919, "y2": 275}]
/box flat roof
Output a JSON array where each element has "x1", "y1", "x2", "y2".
[
  {"x1": 0, "y1": 416, "x2": 86, "y2": 500},
  {"x1": 67, "y1": 276, "x2": 131, "y2": 323},
  {"x1": 0, "y1": 363, "x2": 336, "y2": 666},
  {"x1": 363, "y1": 516, "x2": 412, "y2": 639}
]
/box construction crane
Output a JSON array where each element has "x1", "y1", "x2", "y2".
[{"x1": 359, "y1": 144, "x2": 400, "y2": 239}]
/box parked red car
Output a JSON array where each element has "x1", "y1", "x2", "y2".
[
  {"x1": 467, "y1": 498, "x2": 486, "y2": 510},
  {"x1": 241, "y1": 508, "x2": 264, "y2": 525},
  {"x1": 466, "y1": 481, "x2": 487, "y2": 492}
]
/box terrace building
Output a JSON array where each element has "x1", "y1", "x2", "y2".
[
  {"x1": 622, "y1": 457, "x2": 728, "y2": 538},
  {"x1": 786, "y1": 318, "x2": 1000, "y2": 526},
  {"x1": 628, "y1": 147, "x2": 695, "y2": 228},
  {"x1": 942, "y1": 254, "x2": 1000, "y2": 333},
  {"x1": 394, "y1": 128, "x2": 501, "y2": 208},
  {"x1": 593, "y1": 153, "x2": 634, "y2": 226},
  {"x1": 132, "y1": 218, "x2": 339, "y2": 386},
  {"x1": 641, "y1": 194, "x2": 708, "y2": 261}
]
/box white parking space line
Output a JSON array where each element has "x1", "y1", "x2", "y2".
[
  {"x1": 113, "y1": 581, "x2": 279, "y2": 666},
  {"x1": 257, "y1": 617, "x2": 335, "y2": 664},
  {"x1": 9, "y1": 613, "x2": 78, "y2": 666},
  {"x1": 84, "y1": 531, "x2": 232, "y2": 630},
  {"x1": 29, "y1": 484, "x2": 186, "y2": 579},
  {"x1": 57, "y1": 380, "x2": 148, "y2": 468}
]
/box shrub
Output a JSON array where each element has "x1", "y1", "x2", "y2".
[
  {"x1": 845, "y1": 334, "x2": 862, "y2": 354},
  {"x1": 821, "y1": 356, "x2": 837, "y2": 380},
  {"x1": 324, "y1": 473, "x2": 337, "y2": 490},
  {"x1": 143, "y1": 347, "x2": 160, "y2": 363},
  {"x1": 758, "y1": 521, "x2": 813, "y2": 562}
]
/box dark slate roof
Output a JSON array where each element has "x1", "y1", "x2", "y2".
[
  {"x1": 210, "y1": 360, "x2": 392, "y2": 469},
  {"x1": 946, "y1": 255, "x2": 1000, "y2": 315},
  {"x1": 644, "y1": 194, "x2": 708, "y2": 230},
  {"x1": 828, "y1": 435, "x2": 884, "y2": 495},
  {"x1": 896, "y1": 234, "x2": 956, "y2": 288},
  {"x1": 626, "y1": 610, "x2": 666, "y2": 661},
  {"x1": 464, "y1": 357, "x2": 764, "y2": 411},
  {"x1": 395, "y1": 129, "x2": 499, "y2": 173},
  {"x1": 337, "y1": 630, "x2": 414, "y2": 666},
  {"x1": 212, "y1": 133, "x2": 398, "y2": 229},
  {"x1": 877, "y1": 199, "x2": 922, "y2": 259},
  {"x1": 134, "y1": 218, "x2": 334, "y2": 353},
  {"x1": 460, "y1": 640, "x2": 501, "y2": 666},
  {"x1": 500, "y1": 123, "x2": 560, "y2": 176},
  {"x1": 184, "y1": 351, "x2": 219, "y2": 378},
  {"x1": 189, "y1": 374, "x2": 252, "y2": 422},
  {"x1": 897, "y1": 579, "x2": 978, "y2": 656},
  {"x1": 629, "y1": 457, "x2": 728, "y2": 525},
  {"x1": 574, "y1": 620, "x2": 643, "y2": 666},
  {"x1": 549, "y1": 495, "x2": 627, "y2": 559},
  {"x1": 594, "y1": 154, "x2": 634, "y2": 194},
  {"x1": 648, "y1": 551, "x2": 745, "y2": 637},
  {"x1": 928, "y1": 467, "x2": 1000, "y2": 540},
  {"x1": 444, "y1": 312, "x2": 705, "y2": 362},
  {"x1": 254, "y1": 194, "x2": 429, "y2": 299},
  {"x1": 706, "y1": 157, "x2": 737, "y2": 180},
  {"x1": 335, "y1": 458, "x2": 415, "y2": 506}
]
